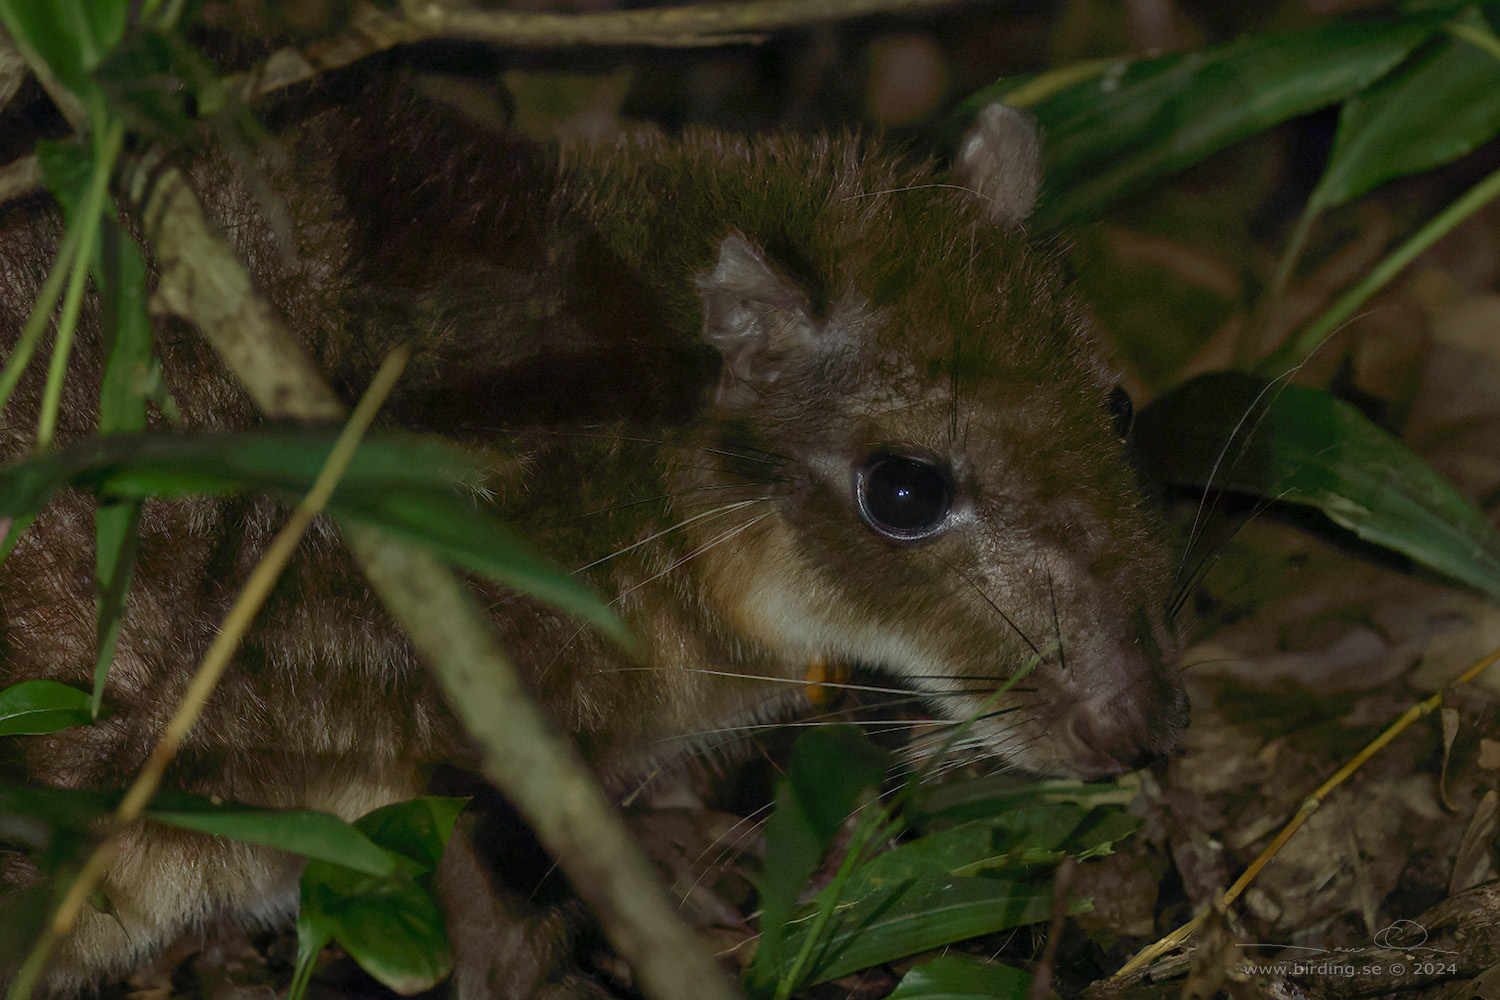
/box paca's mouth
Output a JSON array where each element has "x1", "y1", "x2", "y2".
[{"x1": 802, "y1": 649, "x2": 1186, "y2": 782}]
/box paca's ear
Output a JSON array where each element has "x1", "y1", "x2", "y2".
[
  {"x1": 953, "y1": 102, "x2": 1043, "y2": 226},
  {"x1": 698, "y1": 233, "x2": 820, "y2": 407}
]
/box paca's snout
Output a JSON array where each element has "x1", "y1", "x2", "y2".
[{"x1": 1057, "y1": 651, "x2": 1188, "y2": 776}]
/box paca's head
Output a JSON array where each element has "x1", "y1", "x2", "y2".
[{"x1": 685, "y1": 105, "x2": 1187, "y2": 778}]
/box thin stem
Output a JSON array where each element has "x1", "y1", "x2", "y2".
[
  {"x1": 1447, "y1": 20, "x2": 1500, "y2": 64},
  {"x1": 1258, "y1": 160, "x2": 1500, "y2": 376},
  {"x1": 0, "y1": 220, "x2": 83, "y2": 415},
  {"x1": 773, "y1": 806, "x2": 896, "y2": 1000},
  {"x1": 8, "y1": 350, "x2": 408, "y2": 998},
  {"x1": 36, "y1": 107, "x2": 126, "y2": 450},
  {"x1": 1112, "y1": 643, "x2": 1500, "y2": 982}
]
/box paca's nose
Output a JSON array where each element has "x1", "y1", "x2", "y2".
[{"x1": 1060, "y1": 666, "x2": 1189, "y2": 775}]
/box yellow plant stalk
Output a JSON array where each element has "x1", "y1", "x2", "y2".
[
  {"x1": 1113, "y1": 643, "x2": 1500, "y2": 981},
  {"x1": 8, "y1": 347, "x2": 409, "y2": 1000}
]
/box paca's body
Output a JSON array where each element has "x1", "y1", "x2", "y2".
[{"x1": 0, "y1": 85, "x2": 1186, "y2": 995}]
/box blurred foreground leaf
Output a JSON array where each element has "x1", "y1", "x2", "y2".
[
  {"x1": 0, "y1": 429, "x2": 626, "y2": 644},
  {"x1": 0, "y1": 784, "x2": 399, "y2": 875},
  {"x1": 0, "y1": 681, "x2": 92, "y2": 736}
]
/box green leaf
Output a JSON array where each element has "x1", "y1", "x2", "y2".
[
  {"x1": 799, "y1": 876, "x2": 1077, "y2": 986},
  {"x1": 747, "y1": 726, "x2": 892, "y2": 993},
  {"x1": 142, "y1": 805, "x2": 398, "y2": 877},
  {"x1": 963, "y1": 15, "x2": 1441, "y2": 227},
  {"x1": 351, "y1": 796, "x2": 467, "y2": 875},
  {"x1": 888, "y1": 955, "x2": 1031, "y2": 1000},
  {"x1": 35, "y1": 140, "x2": 94, "y2": 218},
  {"x1": 91, "y1": 219, "x2": 153, "y2": 714},
  {"x1": 0, "y1": 783, "x2": 122, "y2": 829},
  {"x1": 294, "y1": 799, "x2": 463, "y2": 996},
  {"x1": 0, "y1": 785, "x2": 436, "y2": 888},
  {"x1": 912, "y1": 774, "x2": 1140, "y2": 827},
  {"x1": 92, "y1": 500, "x2": 139, "y2": 717},
  {"x1": 0, "y1": 430, "x2": 627, "y2": 645},
  {"x1": 334, "y1": 488, "x2": 628, "y2": 645},
  {"x1": 1405, "y1": 0, "x2": 1483, "y2": 13},
  {"x1": 0, "y1": 0, "x2": 128, "y2": 97},
  {"x1": 96, "y1": 220, "x2": 151, "y2": 438},
  {"x1": 1308, "y1": 12, "x2": 1500, "y2": 213},
  {"x1": 298, "y1": 860, "x2": 452, "y2": 995},
  {"x1": 842, "y1": 806, "x2": 1138, "y2": 898},
  {"x1": 290, "y1": 915, "x2": 331, "y2": 1000},
  {"x1": 0, "y1": 680, "x2": 92, "y2": 736},
  {"x1": 1135, "y1": 372, "x2": 1500, "y2": 600},
  {"x1": 767, "y1": 801, "x2": 1134, "y2": 987},
  {"x1": 94, "y1": 28, "x2": 229, "y2": 141}
]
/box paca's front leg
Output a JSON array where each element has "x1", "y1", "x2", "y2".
[{"x1": 439, "y1": 823, "x2": 620, "y2": 1000}]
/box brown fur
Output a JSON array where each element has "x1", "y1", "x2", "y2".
[{"x1": 0, "y1": 81, "x2": 1186, "y2": 994}]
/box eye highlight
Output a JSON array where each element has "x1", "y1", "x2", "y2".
[{"x1": 855, "y1": 452, "x2": 954, "y2": 543}]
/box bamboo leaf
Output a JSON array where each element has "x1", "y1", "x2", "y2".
[
  {"x1": 960, "y1": 15, "x2": 1441, "y2": 227},
  {"x1": 1135, "y1": 372, "x2": 1500, "y2": 600},
  {"x1": 0, "y1": 680, "x2": 92, "y2": 737},
  {"x1": 90, "y1": 219, "x2": 153, "y2": 715},
  {"x1": 840, "y1": 806, "x2": 1137, "y2": 898},
  {"x1": 801, "y1": 876, "x2": 1079, "y2": 986},
  {"x1": 0, "y1": 430, "x2": 627, "y2": 644},
  {"x1": 888, "y1": 955, "x2": 1031, "y2": 1000},
  {"x1": 747, "y1": 725, "x2": 891, "y2": 993},
  {"x1": 143, "y1": 806, "x2": 398, "y2": 877},
  {"x1": 1308, "y1": 11, "x2": 1500, "y2": 213}
]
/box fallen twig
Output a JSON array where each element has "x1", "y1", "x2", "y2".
[{"x1": 1112, "y1": 644, "x2": 1500, "y2": 982}]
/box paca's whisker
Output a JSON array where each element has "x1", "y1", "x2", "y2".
[
  {"x1": 539, "y1": 510, "x2": 775, "y2": 680},
  {"x1": 663, "y1": 718, "x2": 921, "y2": 744},
  {"x1": 942, "y1": 559, "x2": 1041, "y2": 657},
  {"x1": 913, "y1": 670, "x2": 1016, "y2": 684},
  {"x1": 843, "y1": 181, "x2": 1003, "y2": 210},
  {"x1": 1170, "y1": 488, "x2": 1286, "y2": 618},
  {"x1": 676, "y1": 802, "x2": 777, "y2": 904},
  {"x1": 1045, "y1": 566, "x2": 1067, "y2": 674},
  {"x1": 668, "y1": 462, "x2": 788, "y2": 485},
  {"x1": 558, "y1": 512, "x2": 780, "y2": 677},
  {"x1": 1180, "y1": 650, "x2": 1246, "y2": 671},
  {"x1": 572, "y1": 500, "x2": 765, "y2": 575},
  {"x1": 569, "y1": 481, "x2": 781, "y2": 521},
  {"x1": 1177, "y1": 370, "x2": 1296, "y2": 584},
  {"x1": 902, "y1": 713, "x2": 1026, "y2": 765},
  {"x1": 626, "y1": 666, "x2": 932, "y2": 699}
]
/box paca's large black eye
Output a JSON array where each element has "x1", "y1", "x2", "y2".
[
  {"x1": 1107, "y1": 385, "x2": 1134, "y2": 439},
  {"x1": 855, "y1": 453, "x2": 953, "y2": 542}
]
